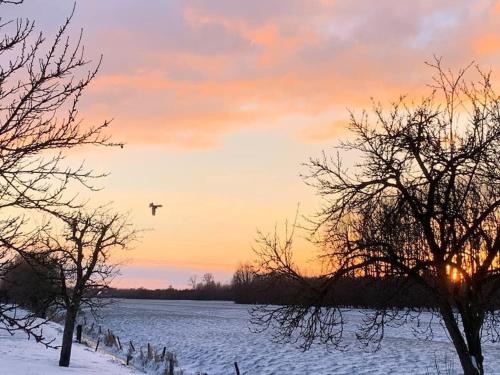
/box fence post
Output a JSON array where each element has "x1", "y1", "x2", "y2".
[
  {"x1": 168, "y1": 358, "x2": 174, "y2": 375},
  {"x1": 126, "y1": 353, "x2": 132, "y2": 366},
  {"x1": 116, "y1": 336, "x2": 122, "y2": 350},
  {"x1": 129, "y1": 340, "x2": 135, "y2": 352},
  {"x1": 76, "y1": 324, "x2": 82, "y2": 343},
  {"x1": 147, "y1": 342, "x2": 152, "y2": 359},
  {"x1": 161, "y1": 346, "x2": 166, "y2": 360},
  {"x1": 95, "y1": 338, "x2": 100, "y2": 352},
  {"x1": 234, "y1": 362, "x2": 241, "y2": 375}
]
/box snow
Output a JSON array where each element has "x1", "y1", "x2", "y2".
[
  {"x1": 0, "y1": 319, "x2": 140, "y2": 374},
  {"x1": 3, "y1": 300, "x2": 500, "y2": 374},
  {"x1": 95, "y1": 299, "x2": 500, "y2": 375}
]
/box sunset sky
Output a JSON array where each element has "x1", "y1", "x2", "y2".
[{"x1": 9, "y1": 0, "x2": 500, "y2": 288}]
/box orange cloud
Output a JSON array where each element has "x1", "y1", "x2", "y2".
[
  {"x1": 85, "y1": 67, "x2": 422, "y2": 149},
  {"x1": 298, "y1": 119, "x2": 350, "y2": 143},
  {"x1": 71, "y1": 0, "x2": 500, "y2": 149},
  {"x1": 474, "y1": 33, "x2": 500, "y2": 55},
  {"x1": 495, "y1": 1, "x2": 500, "y2": 14}
]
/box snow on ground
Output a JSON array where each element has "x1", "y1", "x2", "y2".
[
  {"x1": 0, "y1": 319, "x2": 140, "y2": 374},
  {"x1": 4, "y1": 301, "x2": 500, "y2": 374},
  {"x1": 96, "y1": 299, "x2": 500, "y2": 375}
]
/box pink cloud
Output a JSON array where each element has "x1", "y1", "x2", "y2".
[{"x1": 65, "y1": 0, "x2": 500, "y2": 148}]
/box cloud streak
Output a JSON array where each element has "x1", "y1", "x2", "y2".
[{"x1": 33, "y1": 0, "x2": 489, "y2": 148}]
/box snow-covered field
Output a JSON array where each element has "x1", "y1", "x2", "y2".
[
  {"x1": 0, "y1": 319, "x2": 140, "y2": 374},
  {"x1": 96, "y1": 299, "x2": 500, "y2": 375}
]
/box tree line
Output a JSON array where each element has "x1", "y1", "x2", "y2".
[
  {"x1": 76, "y1": 262, "x2": 492, "y2": 312},
  {"x1": 102, "y1": 272, "x2": 233, "y2": 301}
]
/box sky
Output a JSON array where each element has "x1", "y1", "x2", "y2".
[{"x1": 4, "y1": 0, "x2": 500, "y2": 288}]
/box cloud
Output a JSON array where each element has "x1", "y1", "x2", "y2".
[
  {"x1": 474, "y1": 33, "x2": 500, "y2": 55},
  {"x1": 14, "y1": 0, "x2": 499, "y2": 148},
  {"x1": 298, "y1": 119, "x2": 350, "y2": 143}
]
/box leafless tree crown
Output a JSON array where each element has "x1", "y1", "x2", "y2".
[{"x1": 0, "y1": 0, "x2": 121, "y2": 344}]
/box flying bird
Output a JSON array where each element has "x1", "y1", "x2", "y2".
[{"x1": 149, "y1": 202, "x2": 163, "y2": 216}]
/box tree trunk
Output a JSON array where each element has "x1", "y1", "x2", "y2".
[
  {"x1": 465, "y1": 327, "x2": 484, "y2": 375},
  {"x1": 462, "y1": 312, "x2": 485, "y2": 375},
  {"x1": 439, "y1": 303, "x2": 482, "y2": 375},
  {"x1": 59, "y1": 306, "x2": 78, "y2": 367}
]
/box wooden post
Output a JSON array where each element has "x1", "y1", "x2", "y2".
[
  {"x1": 234, "y1": 362, "x2": 240, "y2": 375},
  {"x1": 76, "y1": 324, "x2": 82, "y2": 343},
  {"x1": 129, "y1": 340, "x2": 135, "y2": 352},
  {"x1": 95, "y1": 338, "x2": 100, "y2": 352},
  {"x1": 161, "y1": 346, "x2": 166, "y2": 360},
  {"x1": 116, "y1": 336, "x2": 122, "y2": 350},
  {"x1": 126, "y1": 353, "x2": 132, "y2": 366},
  {"x1": 107, "y1": 329, "x2": 113, "y2": 347},
  {"x1": 90, "y1": 322, "x2": 94, "y2": 332},
  {"x1": 168, "y1": 358, "x2": 174, "y2": 375}
]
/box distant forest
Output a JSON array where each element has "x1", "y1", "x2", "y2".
[
  {"x1": 6, "y1": 260, "x2": 499, "y2": 311},
  {"x1": 101, "y1": 277, "x2": 438, "y2": 308},
  {"x1": 101, "y1": 265, "x2": 500, "y2": 310}
]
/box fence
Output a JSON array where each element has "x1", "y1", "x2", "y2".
[
  {"x1": 48, "y1": 309, "x2": 242, "y2": 375},
  {"x1": 79, "y1": 319, "x2": 181, "y2": 375}
]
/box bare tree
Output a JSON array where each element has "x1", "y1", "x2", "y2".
[
  {"x1": 232, "y1": 263, "x2": 255, "y2": 287},
  {"x1": 231, "y1": 263, "x2": 259, "y2": 304},
  {"x1": 253, "y1": 60, "x2": 500, "y2": 375},
  {"x1": 188, "y1": 275, "x2": 198, "y2": 290},
  {"x1": 202, "y1": 273, "x2": 215, "y2": 287},
  {"x1": 0, "y1": 0, "x2": 120, "y2": 342},
  {"x1": 39, "y1": 208, "x2": 136, "y2": 367}
]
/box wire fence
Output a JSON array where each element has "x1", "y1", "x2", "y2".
[{"x1": 48, "y1": 308, "x2": 243, "y2": 375}]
